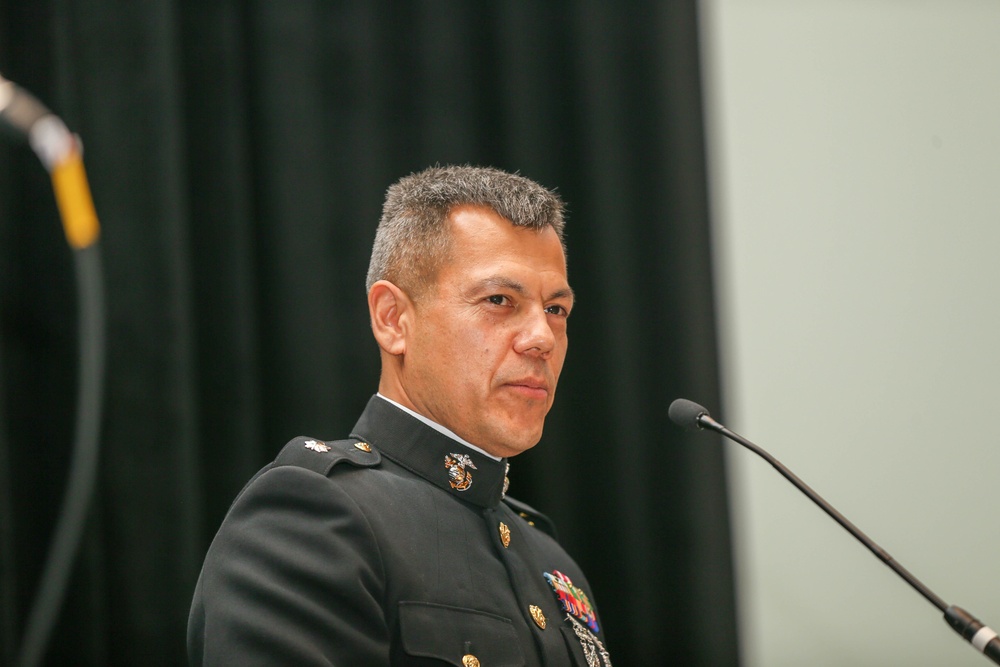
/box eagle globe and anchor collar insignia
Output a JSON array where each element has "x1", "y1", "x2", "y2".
[
  {"x1": 351, "y1": 396, "x2": 513, "y2": 507},
  {"x1": 444, "y1": 453, "x2": 511, "y2": 498},
  {"x1": 445, "y1": 452, "x2": 477, "y2": 491}
]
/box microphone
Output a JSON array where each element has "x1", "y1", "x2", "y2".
[
  {"x1": 668, "y1": 397, "x2": 720, "y2": 431},
  {"x1": 669, "y1": 398, "x2": 1000, "y2": 665}
]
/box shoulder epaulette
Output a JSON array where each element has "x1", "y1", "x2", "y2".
[
  {"x1": 503, "y1": 495, "x2": 558, "y2": 540},
  {"x1": 273, "y1": 436, "x2": 381, "y2": 477}
]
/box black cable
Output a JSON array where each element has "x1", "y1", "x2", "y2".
[
  {"x1": 16, "y1": 245, "x2": 105, "y2": 667},
  {"x1": 2, "y1": 73, "x2": 106, "y2": 667}
]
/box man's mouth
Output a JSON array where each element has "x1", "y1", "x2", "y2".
[{"x1": 505, "y1": 378, "x2": 550, "y2": 400}]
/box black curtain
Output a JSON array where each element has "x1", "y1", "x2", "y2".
[{"x1": 0, "y1": 2, "x2": 738, "y2": 665}]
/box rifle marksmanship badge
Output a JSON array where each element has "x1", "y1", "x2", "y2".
[
  {"x1": 566, "y1": 615, "x2": 612, "y2": 667},
  {"x1": 444, "y1": 453, "x2": 477, "y2": 491}
]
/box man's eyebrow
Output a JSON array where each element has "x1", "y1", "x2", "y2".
[
  {"x1": 547, "y1": 287, "x2": 575, "y2": 303},
  {"x1": 475, "y1": 277, "x2": 575, "y2": 303},
  {"x1": 477, "y1": 276, "x2": 526, "y2": 295}
]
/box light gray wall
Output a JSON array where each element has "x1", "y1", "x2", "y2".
[{"x1": 700, "y1": 1, "x2": 1000, "y2": 665}]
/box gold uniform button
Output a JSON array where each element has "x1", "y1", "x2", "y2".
[
  {"x1": 354, "y1": 441, "x2": 372, "y2": 452},
  {"x1": 530, "y1": 604, "x2": 547, "y2": 629},
  {"x1": 498, "y1": 521, "x2": 511, "y2": 548},
  {"x1": 462, "y1": 654, "x2": 480, "y2": 667}
]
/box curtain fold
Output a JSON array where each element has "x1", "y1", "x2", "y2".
[{"x1": 0, "y1": 2, "x2": 738, "y2": 664}]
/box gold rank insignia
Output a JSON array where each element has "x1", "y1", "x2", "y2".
[
  {"x1": 303, "y1": 439, "x2": 331, "y2": 453},
  {"x1": 444, "y1": 453, "x2": 476, "y2": 491}
]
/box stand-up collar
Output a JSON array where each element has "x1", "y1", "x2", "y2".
[{"x1": 351, "y1": 395, "x2": 510, "y2": 509}]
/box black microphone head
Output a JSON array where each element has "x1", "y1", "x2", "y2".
[{"x1": 668, "y1": 398, "x2": 710, "y2": 430}]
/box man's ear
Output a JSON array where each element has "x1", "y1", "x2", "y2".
[{"x1": 368, "y1": 280, "x2": 411, "y2": 356}]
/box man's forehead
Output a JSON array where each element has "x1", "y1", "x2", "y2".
[{"x1": 436, "y1": 207, "x2": 569, "y2": 283}]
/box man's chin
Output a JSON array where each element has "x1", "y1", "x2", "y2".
[
  {"x1": 486, "y1": 423, "x2": 544, "y2": 458},
  {"x1": 503, "y1": 439, "x2": 540, "y2": 458}
]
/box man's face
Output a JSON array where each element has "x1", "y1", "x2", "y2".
[{"x1": 398, "y1": 205, "x2": 573, "y2": 457}]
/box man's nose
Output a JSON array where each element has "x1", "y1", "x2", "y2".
[{"x1": 514, "y1": 307, "x2": 556, "y2": 357}]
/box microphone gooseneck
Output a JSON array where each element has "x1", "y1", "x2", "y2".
[{"x1": 669, "y1": 398, "x2": 1000, "y2": 665}]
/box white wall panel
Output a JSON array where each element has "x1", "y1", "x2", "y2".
[{"x1": 700, "y1": 2, "x2": 1000, "y2": 664}]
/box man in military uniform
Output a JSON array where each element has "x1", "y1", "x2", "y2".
[{"x1": 188, "y1": 165, "x2": 612, "y2": 666}]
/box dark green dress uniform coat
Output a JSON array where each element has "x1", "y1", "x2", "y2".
[{"x1": 188, "y1": 395, "x2": 611, "y2": 666}]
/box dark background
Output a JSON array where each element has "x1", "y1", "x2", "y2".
[{"x1": 0, "y1": 2, "x2": 738, "y2": 665}]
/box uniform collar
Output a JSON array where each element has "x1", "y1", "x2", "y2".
[
  {"x1": 375, "y1": 393, "x2": 501, "y2": 461},
  {"x1": 351, "y1": 395, "x2": 511, "y2": 509}
]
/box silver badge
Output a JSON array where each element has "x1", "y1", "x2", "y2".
[
  {"x1": 304, "y1": 439, "x2": 331, "y2": 453},
  {"x1": 566, "y1": 615, "x2": 612, "y2": 667},
  {"x1": 444, "y1": 453, "x2": 477, "y2": 491}
]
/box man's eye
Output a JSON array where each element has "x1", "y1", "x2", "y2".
[
  {"x1": 545, "y1": 304, "x2": 569, "y2": 317},
  {"x1": 486, "y1": 295, "x2": 508, "y2": 306}
]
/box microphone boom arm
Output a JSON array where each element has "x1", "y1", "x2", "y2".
[
  {"x1": 675, "y1": 399, "x2": 1000, "y2": 664},
  {"x1": 697, "y1": 411, "x2": 947, "y2": 611}
]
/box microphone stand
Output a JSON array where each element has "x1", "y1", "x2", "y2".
[{"x1": 673, "y1": 399, "x2": 1000, "y2": 664}]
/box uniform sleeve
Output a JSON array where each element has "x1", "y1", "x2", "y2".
[{"x1": 188, "y1": 465, "x2": 388, "y2": 666}]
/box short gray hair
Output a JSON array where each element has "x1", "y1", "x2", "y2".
[{"x1": 366, "y1": 165, "x2": 566, "y2": 295}]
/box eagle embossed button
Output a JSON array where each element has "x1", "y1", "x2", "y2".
[
  {"x1": 462, "y1": 654, "x2": 480, "y2": 667},
  {"x1": 498, "y1": 521, "x2": 511, "y2": 548},
  {"x1": 530, "y1": 604, "x2": 547, "y2": 629}
]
